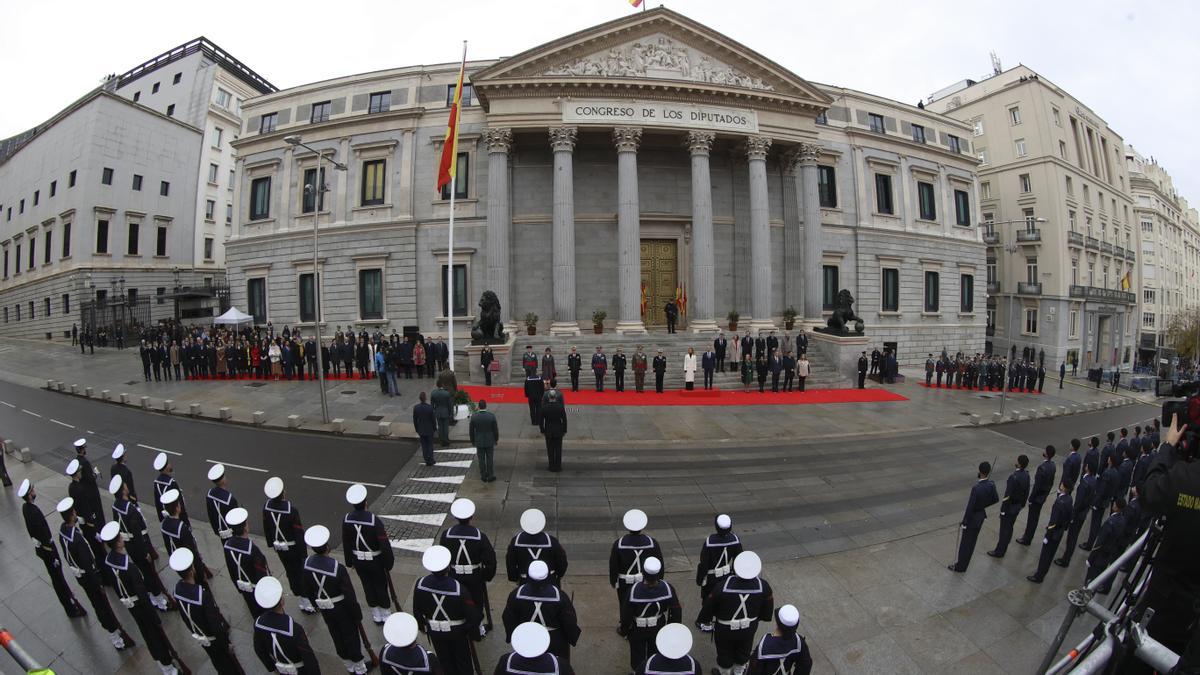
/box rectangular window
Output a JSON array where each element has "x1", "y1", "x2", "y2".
[
  {"x1": 249, "y1": 177, "x2": 271, "y2": 220},
  {"x1": 361, "y1": 159, "x2": 387, "y2": 206},
  {"x1": 299, "y1": 273, "x2": 320, "y2": 322},
  {"x1": 1072, "y1": 259, "x2": 1078, "y2": 285},
  {"x1": 156, "y1": 225, "x2": 167, "y2": 256},
  {"x1": 166, "y1": 104, "x2": 175, "y2": 117},
  {"x1": 302, "y1": 167, "x2": 326, "y2": 213},
  {"x1": 1143, "y1": 312, "x2": 1155, "y2": 328},
  {"x1": 1019, "y1": 173, "x2": 1031, "y2": 193},
  {"x1": 19, "y1": 199, "x2": 24, "y2": 214},
  {"x1": 1144, "y1": 289, "x2": 1156, "y2": 304},
  {"x1": 881, "y1": 268, "x2": 899, "y2": 312},
  {"x1": 817, "y1": 165, "x2": 837, "y2": 208},
  {"x1": 208, "y1": 163, "x2": 219, "y2": 183},
  {"x1": 62, "y1": 294, "x2": 69, "y2": 315},
  {"x1": 822, "y1": 265, "x2": 839, "y2": 310},
  {"x1": 203, "y1": 237, "x2": 214, "y2": 261},
  {"x1": 987, "y1": 259, "x2": 996, "y2": 285},
  {"x1": 1023, "y1": 208, "x2": 1036, "y2": 229},
  {"x1": 917, "y1": 182, "x2": 936, "y2": 220},
  {"x1": 447, "y1": 84, "x2": 475, "y2": 107},
  {"x1": 61, "y1": 222, "x2": 70, "y2": 257},
  {"x1": 126, "y1": 223, "x2": 139, "y2": 255},
  {"x1": 43, "y1": 232, "x2": 51, "y2": 264},
  {"x1": 977, "y1": 149, "x2": 988, "y2": 165},
  {"x1": 874, "y1": 173, "x2": 894, "y2": 214},
  {"x1": 981, "y1": 181, "x2": 991, "y2": 200},
  {"x1": 247, "y1": 278, "x2": 267, "y2": 324},
  {"x1": 216, "y1": 88, "x2": 232, "y2": 108},
  {"x1": 868, "y1": 113, "x2": 885, "y2": 134},
  {"x1": 1052, "y1": 107, "x2": 1061, "y2": 126},
  {"x1": 972, "y1": 118, "x2": 984, "y2": 136},
  {"x1": 96, "y1": 219, "x2": 109, "y2": 253},
  {"x1": 911, "y1": 124, "x2": 926, "y2": 144},
  {"x1": 33, "y1": 190, "x2": 39, "y2": 206},
  {"x1": 226, "y1": 203, "x2": 233, "y2": 225},
  {"x1": 27, "y1": 238, "x2": 34, "y2": 269},
  {"x1": 205, "y1": 199, "x2": 216, "y2": 221},
  {"x1": 152, "y1": 82, "x2": 160, "y2": 94},
  {"x1": 439, "y1": 153, "x2": 469, "y2": 200},
  {"x1": 49, "y1": 181, "x2": 55, "y2": 197},
  {"x1": 214, "y1": 127, "x2": 223, "y2": 146},
  {"x1": 14, "y1": 244, "x2": 20, "y2": 274},
  {"x1": 2, "y1": 249, "x2": 6, "y2": 278},
  {"x1": 368, "y1": 91, "x2": 391, "y2": 114},
  {"x1": 954, "y1": 190, "x2": 971, "y2": 226},
  {"x1": 441, "y1": 265, "x2": 467, "y2": 316},
  {"x1": 44, "y1": 298, "x2": 50, "y2": 317},
  {"x1": 924, "y1": 271, "x2": 940, "y2": 312},
  {"x1": 132, "y1": 174, "x2": 143, "y2": 191},
  {"x1": 310, "y1": 100, "x2": 331, "y2": 123},
  {"x1": 259, "y1": 113, "x2": 277, "y2": 134},
  {"x1": 1009, "y1": 106, "x2": 1022, "y2": 125},
  {"x1": 1026, "y1": 257, "x2": 1038, "y2": 284},
  {"x1": 68, "y1": 170, "x2": 76, "y2": 187},
  {"x1": 359, "y1": 269, "x2": 383, "y2": 319},
  {"x1": 1065, "y1": 176, "x2": 1073, "y2": 194},
  {"x1": 101, "y1": 167, "x2": 113, "y2": 185},
  {"x1": 1059, "y1": 141, "x2": 1068, "y2": 159},
  {"x1": 133, "y1": 91, "x2": 140, "y2": 102},
  {"x1": 814, "y1": 112, "x2": 827, "y2": 125},
  {"x1": 1024, "y1": 308, "x2": 1038, "y2": 334},
  {"x1": 948, "y1": 135, "x2": 962, "y2": 154},
  {"x1": 14, "y1": 305, "x2": 18, "y2": 321},
  {"x1": 1015, "y1": 139, "x2": 1027, "y2": 157},
  {"x1": 159, "y1": 181, "x2": 169, "y2": 196},
  {"x1": 1069, "y1": 309, "x2": 1078, "y2": 338},
  {"x1": 156, "y1": 287, "x2": 165, "y2": 304},
  {"x1": 28, "y1": 301, "x2": 33, "y2": 319}
]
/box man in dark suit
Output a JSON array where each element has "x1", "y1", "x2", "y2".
[
  {"x1": 870, "y1": 348, "x2": 881, "y2": 375},
  {"x1": 592, "y1": 347, "x2": 608, "y2": 392},
  {"x1": 925, "y1": 355, "x2": 935, "y2": 386},
  {"x1": 1028, "y1": 480, "x2": 1073, "y2": 583},
  {"x1": 701, "y1": 348, "x2": 716, "y2": 390},
  {"x1": 766, "y1": 332, "x2": 779, "y2": 359},
  {"x1": 949, "y1": 461, "x2": 998, "y2": 572},
  {"x1": 431, "y1": 384, "x2": 453, "y2": 447},
  {"x1": 524, "y1": 375, "x2": 545, "y2": 426},
  {"x1": 566, "y1": 347, "x2": 582, "y2": 392},
  {"x1": 613, "y1": 348, "x2": 627, "y2": 392},
  {"x1": 1059, "y1": 361, "x2": 1066, "y2": 388},
  {"x1": 768, "y1": 349, "x2": 783, "y2": 393},
  {"x1": 1062, "y1": 439, "x2": 1083, "y2": 490},
  {"x1": 1085, "y1": 497, "x2": 1125, "y2": 593},
  {"x1": 469, "y1": 400, "x2": 499, "y2": 483},
  {"x1": 782, "y1": 351, "x2": 796, "y2": 392},
  {"x1": 1056, "y1": 461, "x2": 1096, "y2": 567},
  {"x1": 664, "y1": 300, "x2": 679, "y2": 334},
  {"x1": 540, "y1": 386, "x2": 568, "y2": 472},
  {"x1": 740, "y1": 332, "x2": 753, "y2": 364},
  {"x1": 1016, "y1": 445, "x2": 1056, "y2": 546},
  {"x1": 857, "y1": 352, "x2": 868, "y2": 389},
  {"x1": 795, "y1": 329, "x2": 808, "y2": 356},
  {"x1": 652, "y1": 350, "x2": 667, "y2": 394},
  {"x1": 413, "y1": 393, "x2": 438, "y2": 466},
  {"x1": 988, "y1": 454, "x2": 1030, "y2": 558},
  {"x1": 754, "y1": 334, "x2": 766, "y2": 362},
  {"x1": 714, "y1": 333, "x2": 728, "y2": 372}
]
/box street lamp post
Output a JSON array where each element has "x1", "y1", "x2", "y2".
[
  {"x1": 284, "y1": 135, "x2": 347, "y2": 425},
  {"x1": 990, "y1": 216, "x2": 1047, "y2": 419}
]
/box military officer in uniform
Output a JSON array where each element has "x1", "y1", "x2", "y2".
[
  {"x1": 592, "y1": 346, "x2": 608, "y2": 391},
  {"x1": 653, "y1": 349, "x2": 668, "y2": 394},
  {"x1": 632, "y1": 346, "x2": 648, "y2": 393},
  {"x1": 636, "y1": 623, "x2": 702, "y2": 675},
  {"x1": 1056, "y1": 461, "x2": 1096, "y2": 567},
  {"x1": 253, "y1": 576, "x2": 321, "y2": 674},
  {"x1": 988, "y1": 455, "x2": 1030, "y2": 558},
  {"x1": 110, "y1": 443, "x2": 138, "y2": 502},
  {"x1": 66, "y1": 458, "x2": 110, "y2": 577},
  {"x1": 223, "y1": 507, "x2": 270, "y2": 617},
  {"x1": 610, "y1": 509, "x2": 663, "y2": 607},
  {"x1": 925, "y1": 355, "x2": 935, "y2": 386},
  {"x1": 303, "y1": 524, "x2": 371, "y2": 674},
  {"x1": 441, "y1": 498, "x2": 497, "y2": 631},
  {"x1": 169, "y1": 548, "x2": 245, "y2": 674},
  {"x1": 1016, "y1": 445, "x2": 1057, "y2": 546},
  {"x1": 343, "y1": 483, "x2": 396, "y2": 625},
  {"x1": 948, "y1": 462, "x2": 998, "y2": 573},
  {"x1": 495, "y1": 622, "x2": 573, "y2": 675},
  {"x1": 748, "y1": 605, "x2": 812, "y2": 675},
  {"x1": 72, "y1": 438, "x2": 104, "y2": 509},
  {"x1": 382, "y1": 612, "x2": 442, "y2": 675},
  {"x1": 205, "y1": 463, "x2": 240, "y2": 542},
  {"x1": 857, "y1": 352, "x2": 868, "y2": 389},
  {"x1": 696, "y1": 552, "x2": 774, "y2": 675},
  {"x1": 566, "y1": 347, "x2": 582, "y2": 392},
  {"x1": 262, "y1": 477, "x2": 316, "y2": 614},
  {"x1": 55, "y1": 497, "x2": 133, "y2": 650},
  {"x1": 620, "y1": 556, "x2": 681, "y2": 672},
  {"x1": 109, "y1": 475, "x2": 170, "y2": 608},
  {"x1": 540, "y1": 385, "x2": 568, "y2": 472},
  {"x1": 152, "y1": 452, "x2": 190, "y2": 527},
  {"x1": 502, "y1": 560, "x2": 581, "y2": 664},
  {"x1": 1027, "y1": 480, "x2": 1074, "y2": 583},
  {"x1": 696, "y1": 514, "x2": 743, "y2": 626},
  {"x1": 506, "y1": 508, "x2": 569, "y2": 586},
  {"x1": 160, "y1": 489, "x2": 213, "y2": 583},
  {"x1": 613, "y1": 347, "x2": 628, "y2": 392},
  {"x1": 100, "y1": 521, "x2": 184, "y2": 675},
  {"x1": 1085, "y1": 498, "x2": 1126, "y2": 593},
  {"x1": 412, "y1": 545, "x2": 482, "y2": 675}
]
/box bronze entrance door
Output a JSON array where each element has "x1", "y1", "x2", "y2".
[{"x1": 640, "y1": 239, "x2": 678, "y2": 327}]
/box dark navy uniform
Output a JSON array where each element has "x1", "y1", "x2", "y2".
[
  {"x1": 1062, "y1": 451, "x2": 1082, "y2": 491},
  {"x1": 206, "y1": 485, "x2": 239, "y2": 541},
  {"x1": 343, "y1": 506, "x2": 395, "y2": 616},
  {"x1": 153, "y1": 472, "x2": 189, "y2": 526},
  {"x1": 951, "y1": 478, "x2": 998, "y2": 572},
  {"x1": 636, "y1": 654, "x2": 700, "y2": 675},
  {"x1": 566, "y1": 352, "x2": 582, "y2": 392},
  {"x1": 263, "y1": 496, "x2": 310, "y2": 607},
  {"x1": 24, "y1": 500, "x2": 85, "y2": 616},
  {"x1": 111, "y1": 461, "x2": 138, "y2": 502},
  {"x1": 412, "y1": 573, "x2": 482, "y2": 675},
  {"x1": 697, "y1": 576, "x2": 775, "y2": 672},
  {"x1": 161, "y1": 512, "x2": 211, "y2": 580},
  {"x1": 173, "y1": 577, "x2": 243, "y2": 673},
  {"x1": 592, "y1": 351, "x2": 608, "y2": 391},
  {"x1": 440, "y1": 523, "x2": 497, "y2": 628},
  {"x1": 1085, "y1": 510, "x2": 1126, "y2": 592},
  {"x1": 1058, "y1": 471, "x2": 1096, "y2": 566},
  {"x1": 748, "y1": 632, "x2": 813, "y2": 675},
  {"x1": 990, "y1": 467, "x2": 1029, "y2": 557},
  {"x1": 493, "y1": 652, "x2": 573, "y2": 675},
  {"x1": 382, "y1": 642, "x2": 442, "y2": 674},
  {"x1": 506, "y1": 532, "x2": 568, "y2": 585},
  {"x1": 303, "y1": 552, "x2": 366, "y2": 665},
  {"x1": 1086, "y1": 465, "x2": 1120, "y2": 548},
  {"x1": 106, "y1": 548, "x2": 175, "y2": 670},
  {"x1": 609, "y1": 532, "x2": 663, "y2": 604},
  {"x1": 1018, "y1": 458, "x2": 1056, "y2": 545},
  {"x1": 696, "y1": 531, "x2": 743, "y2": 601},
  {"x1": 224, "y1": 533, "x2": 271, "y2": 617},
  {"x1": 620, "y1": 579, "x2": 681, "y2": 671},
  {"x1": 59, "y1": 521, "x2": 123, "y2": 635},
  {"x1": 1030, "y1": 491, "x2": 1073, "y2": 582},
  {"x1": 68, "y1": 477, "x2": 109, "y2": 569},
  {"x1": 502, "y1": 579, "x2": 581, "y2": 664},
  {"x1": 112, "y1": 494, "x2": 167, "y2": 597},
  {"x1": 254, "y1": 610, "x2": 320, "y2": 673}
]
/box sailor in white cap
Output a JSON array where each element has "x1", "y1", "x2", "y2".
[
  {"x1": 636, "y1": 623, "x2": 701, "y2": 675},
  {"x1": 440, "y1": 498, "x2": 498, "y2": 631},
  {"x1": 610, "y1": 508, "x2": 662, "y2": 608},
  {"x1": 66, "y1": 457, "x2": 110, "y2": 579},
  {"x1": 695, "y1": 514, "x2": 743, "y2": 627},
  {"x1": 412, "y1": 544, "x2": 483, "y2": 675},
  {"x1": 252, "y1": 576, "x2": 320, "y2": 674},
  {"x1": 221, "y1": 506, "x2": 270, "y2": 618},
  {"x1": 109, "y1": 443, "x2": 139, "y2": 502},
  {"x1": 152, "y1": 452, "x2": 190, "y2": 527},
  {"x1": 72, "y1": 437, "x2": 102, "y2": 488},
  {"x1": 168, "y1": 547, "x2": 245, "y2": 674},
  {"x1": 342, "y1": 483, "x2": 395, "y2": 625},
  {"x1": 19, "y1": 478, "x2": 88, "y2": 618},
  {"x1": 501, "y1": 560, "x2": 581, "y2": 665},
  {"x1": 302, "y1": 524, "x2": 372, "y2": 674},
  {"x1": 160, "y1": 488, "x2": 213, "y2": 582},
  {"x1": 748, "y1": 604, "x2": 812, "y2": 675},
  {"x1": 55, "y1": 497, "x2": 134, "y2": 650},
  {"x1": 505, "y1": 508, "x2": 569, "y2": 586},
  {"x1": 101, "y1": 521, "x2": 185, "y2": 675},
  {"x1": 495, "y1": 621, "x2": 574, "y2": 675},
  {"x1": 695, "y1": 551, "x2": 774, "y2": 675},
  {"x1": 262, "y1": 477, "x2": 316, "y2": 614},
  {"x1": 205, "y1": 463, "x2": 240, "y2": 542},
  {"x1": 621, "y1": 555, "x2": 682, "y2": 671},
  {"x1": 109, "y1": 473, "x2": 170, "y2": 606},
  {"x1": 381, "y1": 611, "x2": 441, "y2": 674}
]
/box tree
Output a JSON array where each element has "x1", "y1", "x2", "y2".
[{"x1": 1166, "y1": 308, "x2": 1200, "y2": 364}]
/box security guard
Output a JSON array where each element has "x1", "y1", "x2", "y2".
[
  {"x1": 100, "y1": 521, "x2": 184, "y2": 675},
  {"x1": 56, "y1": 497, "x2": 134, "y2": 651},
  {"x1": 342, "y1": 483, "x2": 396, "y2": 625},
  {"x1": 495, "y1": 622, "x2": 574, "y2": 675},
  {"x1": 205, "y1": 463, "x2": 240, "y2": 542},
  {"x1": 152, "y1": 452, "x2": 190, "y2": 527},
  {"x1": 20, "y1": 479, "x2": 87, "y2": 618},
  {"x1": 66, "y1": 458, "x2": 109, "y2": 581},
  {"x1": 381, "y1": 612, "x2": 442, "y2": 674},
  {"x1": 303, "y1": 524, "x2": 371, "y2": 674},
  {"x1": 440, "y1": 498, "x2": 497, "y2": 630},
  {"x1": 696, "y1": 514, "x2": 744, "y2": 613},
  {"x1": 160, "y1": 489, "x2": 213, "y2": 582},
  {"x1": 620, "y1": 556, "x2": 681, "y2": 672},
  {"x1": 110, "y1": 443, "x2": 138, "y2": 502},
  {"x1": 412, "y1": 545, "x2": 482, "y2": 675},
  {"x1": 636, "y1": 623, "x2": 701, "y2": 675},
  {"x1": 696, "y1": 551, "x2": 775, "y2": 675},
  {"x1": 169, "y1": 548, "x2": 245, "y2": 674},
  {"x1": 223, "y1": 507, "x2": 270, "y2": 617},
  {"x1": 506, "y1": 508, "x2": 569, "y2": 586},
  {"x1": 253, "y1": 576, "x2": 321, "y2": 674},
  {"x1": 610, "y1": 509, "x2": 663, "y2": 606},
  {"x1": 748, "y1": 605, "x2": 813, "y2": 675},
  {"x1": 502, "y1": 560, "x2": 581, "y2": 664},
  {"x1": 109, "y1": 474, "x2": 170, "y2": 609},
  {"x1": 262, "y1": 477, "x2": 316, "y2": 614}
]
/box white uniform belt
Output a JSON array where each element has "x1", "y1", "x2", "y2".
[
  {"x1": 275, "y1": 664, "x2": 299, "y2": 675},
  {"x1": 708, "y1": 565, "x2": 731, "y2": 578},
  {"x1": 635, "y1": 615, "x2": 661, "y2": 628},
  {"x1": 453, "y1": 563, "x2": 481, "y2": 574},
  {"x1": 718, "y1": 618, "x2": 753, "y2": 630},
  {"x1": 68, "y1": 565, "x2": 85, "y2": 579},
  {"x1": 619, "y1": 573, "x2": 643, "y2": 584},
  {"x1": 217, "y1": 528, "x2": 233, "y2": 539},
  {"x1": 427, "y1": 619, "x2": 465, "y2": 632},
  {"x1": 353, "y1": 550, "x2": 378, "y2": 561},
  {"x1": 315, "y1": 595, "x2": 344, "y2": 609},
  {"x1": 236, "y1": 580, "x2": 256, "y2": 593},
  {"x1": 191, "y1": 632, "x2": 213, "y2": 647}
]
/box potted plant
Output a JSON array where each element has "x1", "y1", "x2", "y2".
[
  {"x1": 782, "y1": 307, "x2": 798, "y2": 331},
  {"x1": 524, "y1": 312, "x2": 538, "y2": 336},
  {"x1": 592, "y1": 310, "x2": 607, "y2": 334},
  {"x1": 451, "y1": 388, "x2": 474, "y2": 421},
  {"x1": 727, "y1": 310, "x2": 740, "y2": 332}
]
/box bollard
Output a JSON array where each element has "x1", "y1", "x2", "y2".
[
  {"x1": 253, "y1": 411, "x2": 266, "y2": 426},
  {"x1": 1043, "y1": 406, "x2": 1055, "y2": 418},
  {"x1": 969, "y1": 414, "x2": 982, "y2": 426},
  {"x1": 287, "y1": 414, "x2": 301, "y2": 429},
  {"x1": 219, "y1": 407, "x2": 232, "y2": 420},
  {"x1": 378, "y1": 421, "x2": 391, "y2": 437},
  {"x1": 993, "y1": 412, "x2": 1003, "y2": 424},
  {"x1": 1010, "y1": 410, "x2": 1022, "y2": 421},
  {"x1": 70, "y1": 384, "x2": 79, "y2": 395},
  {"x1": 84, "y1": 387, "x2": 94, "y2": 398},
  {"x1": 1027, "y1": 408, "x2": 1038, "y2": 419},
  {"x1": 1059, "y1": 406, "x2": 1068, "y2": 417},
  {"x1": 189, "y1": 403, "x2": 201, "y2": 417},
  {"x1": 140, "y1": 396, "x2": 151, "y2": 409},
  {"x1": 46, "y1": 379, "x2": 56, "y2": 390},
  {"x1": 162, "y1": 400, "x2": 174, "y2": 413},
  {"x1": 56, "y1": 382, "x2": 65, "y2": 392},
  {"x1": 120, "y1": 393, "x2": 130, "y2": 404},
  {"x1": 332, "y1": 418, "x2": 345, "y2": 434},
  {"x1": 20, "y1": 447, "x2": 32, "y2": 463},
  {"x1": 101, "y1": 389, "x2": 111, "y2": 401}
]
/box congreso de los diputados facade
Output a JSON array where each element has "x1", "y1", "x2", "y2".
[{"x1": 227, "y1": 8, "x2": 986, "y2": 366}]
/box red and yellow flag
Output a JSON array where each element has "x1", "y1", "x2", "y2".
[
  {"x1": 640, "y1": 282, "x2": 648, "y2": 316},
  {"x1": 436, "y1": 44, "x2": 467, "y2": 193},
  {"x1": 629, "y1": 0, "x2": 643, "y2": 6},
  {"x1": 681, "y1": 282, "x2": 688, "y2": 316},
  {"x1": 1120, "y1": 270, "x2": 1132, "y2": 291}
]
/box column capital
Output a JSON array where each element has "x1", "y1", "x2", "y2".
[
  {"x1": 548, "y1": 126, "x2": 578, "y2": 152},
  {"x1": 743, "y1": 135, "x2": 772, "y2": 161},
  {"x1": 612, "y1": 126, "x2": 643, "y2": 153},
  {"x1": 787, "y1": 142, "x2": 822, "y2": 170},
  {"x1": 685, "y1": 130, "x2": 715, "y2": 156},
  {"x1": 482, "y1": 127, "x2": 513, "y2": 154}
]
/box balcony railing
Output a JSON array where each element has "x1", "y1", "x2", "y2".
[
  {"x1": 1126, "y1": 250, "x2": 1137, "y2": 262},
  {"x1": 1017, "y1": 282, "x2": 1043, "y2": 295},
  {"x1": 1068, "y1": 231, "x2": 1084, "y2": 247},
  {"x1": 986, "y1": 281, "x2": 1000, "y2": 295},
  {"x1": 982, "y1": 232, "x2": 999, "y2": 245},
  {"x1": 1016, "y1": 229, "x2": 1042, "y2": 243},
  {"x1": 1101, "y1": 241, "x2": 1114, "y2": 255},
  {"x1": 1069, "y1": 285, "x2": 1136, "y2": 304},
  {"x1": 1115, "y1": 246, "x2": 1126, "y2": 258},
  {"x1": 1086, "y1": 236, "x2": 1100, "y2": 250}
]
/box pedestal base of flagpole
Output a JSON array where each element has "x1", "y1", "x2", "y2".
[
  {"x1": 549, "y1": 322, "x2": 581, "y2": 336},
  {"x1": 689, "y1": 319, "x2": 720, "y2": 334},
  {"x1": 615, "y1": 320, "x2": 647, "y2": 336}
]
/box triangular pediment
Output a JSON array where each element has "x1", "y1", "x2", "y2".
[{"x1": 472, "y1": 8, "x2": 831, "y2": 108}]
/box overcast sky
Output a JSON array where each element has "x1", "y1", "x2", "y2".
[{"x1": 3, "y1": 0, "x2": 1197, "y2": 202}]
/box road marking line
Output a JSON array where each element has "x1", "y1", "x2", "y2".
[
  {"x1": 301, "y1": 475, "x2": 387, "y2": 489},
  {"x1": 430, "y1": 460, "x2": 473, "y2": 469},
  {"x1": 86, "y1": 430, "x2": 95, "y2": 434},
  {"x1": 435, "y1": 447, "x2": 475, "y2": 455},
  {"x1": 393, "y1": 492, "x2": 457, "y2": 504},
  {"x1": 0, "y1": 401, "x2": 15, "y2": 408},
  {"x1": 50, "y1": 419, "x2": 75, "y2": 429},
  {"x1": 137, "y1": 443, "x2": 182, "y2": 456},
  {"x1": 21, "y1": 409, "x2": 42, "y2": 418},
  {"x1": 412, "y1": 475, "x2": 466, "y2": 485},
  {"x1": 205, "y1": 459, "x2": 267, "y2": 473},
  {"x1": 381, "y1": 513, "x2": 446, "y2": 527},
  {"x1": 389, "y1": 538, "x2": 435, "y2": 552}
]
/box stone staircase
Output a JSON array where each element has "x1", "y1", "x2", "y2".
[{"x1": 506, "y1": 332, "x2": 847, "y2": 390}]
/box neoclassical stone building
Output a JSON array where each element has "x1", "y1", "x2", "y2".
[{"x1": 227, "y1": 9, "x2": 986, "y2": 365}]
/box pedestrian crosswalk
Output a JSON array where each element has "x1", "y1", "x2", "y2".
[{"x1": 380, "y1": 446, "x2": 477, "y2": 556}]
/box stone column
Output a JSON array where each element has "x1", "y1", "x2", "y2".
[
  {"x1": 549, "y1": 126, "x2": 580, "y2": 335},
  {"x1": 483, "y1": 127, "x2": 513, "y2": 323},
  {"x1": 745, "y1": 136, "x2": 776, "y2": 333},
  {"x1": 687, "y1": 131, "x2": 719, "y2": 333},
  {"x1": 613, "y1": 127, "x2": 647, "y2": 335},
  {"x1": 792, "y1": 142, "x2": 823, "y2": 322}
]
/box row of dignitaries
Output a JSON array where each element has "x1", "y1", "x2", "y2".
[{"x1": 923, "y1": 352, "x2": 1049, "y2": 392}]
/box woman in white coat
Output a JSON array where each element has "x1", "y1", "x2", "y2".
[{"x1": 683, "y1": 347, "x2": 698, "y2": 390}]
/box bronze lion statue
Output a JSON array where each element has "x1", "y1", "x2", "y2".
[
  {"x1": 470, "y1": 290, "x2": 507, "y2": 345},
  {"x1": 823, "y1": 289, "x2": 865, "y2": 335}
]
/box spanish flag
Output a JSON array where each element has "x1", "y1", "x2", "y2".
[
  {"x1": 1120, "y1": 270, "x2": 1132, "y2": 291},
  {"x1": 629, "y1": 0, "x2": 643, "y2": 6},
  {"x1": 436, "y1": 43, "x2": 467, "y2": 193},
  {"x1": 640, "y1": 282, "x2": 648, "y2": 316},
  {"x1": 680, "y1": 282, "x2": 688, "y2": 316}
]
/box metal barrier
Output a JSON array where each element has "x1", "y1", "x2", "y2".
[{"x1": 0, "y1": 626, "x2": 50, "y2": 673}]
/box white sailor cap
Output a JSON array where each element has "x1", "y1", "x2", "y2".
[
  {"x1": 207, "y1": 463, "x2": 225, "y2": 481},
  {"x1": 528, "y1": 560, "x2": 549, "y2": 581},
  {"x1": 643, "y1": 556, "x2": 662, "y2": 576},
  {"x1": 17, "y1": 478, "x2": 31, "y2": 498},
  {"x1": 623, "y1": 508, "x2": 648, "y2": 532},
  {"x1": 100, "y1": 521, "x2": 122, "y2": 543},
  {"x1": 73, "y1": 438, "x2": 86, "y2": 449},
  {"x1": 383, "y1": 612, "x2": 419, "y2": 648},
  {"x1": 304, "y1": 525, "x2": 330, "y2": 548},
  {"x1": 520, "y1": 508, "x2": 546, "y2": 535},
  {"x1": 254, "y1": 576, "x2": 284, "y2": 609},
  {"x1": 225, "y1": 507, "x2": 248, "y2": 527},
  {"x1": 108, "y1": 474, "x2": 123, "y2": 495},
  {"x1": 656, "y1": 623, "x2": 693, "y2": 660},
  {"x1": 160, "y1": 488, "x2": 180, "y2": 506},
  {"x1": 716, "y1": 514, "x2": 732, "y2": 530},
  {"x1": 345, "y1": 483, "x2": 368, "y2": 505},
  {"x1": 734, "y1": 551, "x2": 762, "y2": 580},
  {"x1": 422, "y1": 545, "x2": 451, "y2": 573},
  {"x1": 450, "y1": 498, "x2": 476, "y2": 520},
  {"x1": 169, "y1": 548, "x2": 194, "y2": 573},
  {"x1": 777, "y1": 604, "x2": 800, "y2": 627},
  {"x1": 263, "y1": 476, "x2": 284, "y2": 499},
  {"x1": 111, "y1": 444, "x2": 125, "y2": 460},
  {"x1": 56, "y1": 497, "x2": 75, "y2": 514},
  {"x1": 65, "y1": 459, "x2": 80, "y2": 476},
  {"x1": 512, "y1": 622, "x2": 551, "y2": 658},
  {"x1": 153, "y1": 452, "x2": 169, "y2": 471}
]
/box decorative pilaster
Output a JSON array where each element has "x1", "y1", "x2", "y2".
[
  {"x1": 613, "y1": 127, "x2": 646, "y2": 335},
  {"x1": 745, "y1": 135, "x2": 776, "y2": 333},
  {"x1": 791, "y1": 142, "x2": 823, "y2": 322},
  {"x1": 483, "y1": 127, "x2": 513, "y2": 323},
  {"x1": 687, "y1": 131, "x2": 719, "y2": 333},
  {"x1": 548, "y1": 126, "x2": 581, "y2": 335}
]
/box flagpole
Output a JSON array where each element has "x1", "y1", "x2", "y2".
[{"x1": 447, "y1": 40, "x2": 466, "y2": 373}]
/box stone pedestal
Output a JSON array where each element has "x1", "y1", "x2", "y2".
[
  {"x1": 464, "y1": 334, "x2": 517, "y2": 385},
  {"x1": 807, "y1": 331, "x2": 870, "y2": 383}
]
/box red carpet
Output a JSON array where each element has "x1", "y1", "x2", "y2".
[
  {"x1": 459, "y1": 385, "x2": 907, "y2": 407},
  {"x1": 917, "y1": 382, "x2": 1042, "y2": 395}
]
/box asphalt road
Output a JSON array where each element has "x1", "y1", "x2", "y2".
[
  {"x1": 0, "y1": 379, "x2": 417, "y2": 544},
  {"x1": 990, "y1": 401, "x2": 1162, "y2": 448}
]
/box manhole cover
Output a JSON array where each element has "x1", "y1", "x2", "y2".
[
  {"x1": 245, "y1": 382, "x2": 267, "y2": 388},
  {"x1": 363, "y1": 414, "x2": 383, "y2": 422},
  {"x1": 341, "y1": 390, "x2": 357, "y2": 395}
]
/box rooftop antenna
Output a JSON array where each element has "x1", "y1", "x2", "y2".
[{"x1": 990, "y1": 51, "x2": 1002, "y2": 76}]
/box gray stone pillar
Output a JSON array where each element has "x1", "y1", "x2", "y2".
[
  {"x1": 613, "y1": 127, "x2": 646, "y2": 335},
  {"x1": 549, "y1": 126, "x2": 580, "y2": 335},
  {"x1": 688, "y1": 131, "x2": 719, "y2": 333},
  {"x1": 745, "y1": 136, "x2": 776, "y2": 333},
  {"x1": 483, "y1": 127, "x2": 513, "y2": 323},
  {"x1": 794, "y1": 142, "x2": 823, "y2": 321}
]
